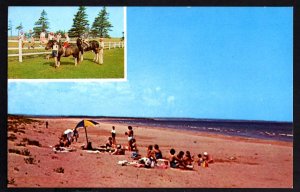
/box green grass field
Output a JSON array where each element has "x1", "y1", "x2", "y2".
[{"x1": 8, "y1": 48, "x2": 124, "y2": 79}]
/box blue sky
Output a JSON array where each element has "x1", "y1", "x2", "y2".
[
  {"x1": 8, "y1": 6, "x2": 124, "y2": 37},
  {"x1": 8, "y1": 7, "x2": 293, "y2": 121}
]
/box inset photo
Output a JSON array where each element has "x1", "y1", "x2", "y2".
[{"x1": 8, "y1": 6, "x2": 126, "y2": 80}]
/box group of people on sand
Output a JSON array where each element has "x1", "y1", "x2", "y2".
[
  {"x1": 54, "y1": 128, "x2": 79, "y2": 150},
  {"x1": 54, "y1": 124, "x2": 214, "y2": 170},
  {"x1": 103, "y1": 125, "x2": 214, "y2": 170},
  {"x1": 99, "y1": 126, "x2": 137, "y2": 155}
]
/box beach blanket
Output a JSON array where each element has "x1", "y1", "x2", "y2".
[
  {"x1": 53, "y1": 147, "x2": 76, "y2": 153},
  {"x1": 85, "y1": 150, "x2": 101, "y2": 154},
  {"x1": 117, "y1": 160, "x2": 138, "y2": 166}
]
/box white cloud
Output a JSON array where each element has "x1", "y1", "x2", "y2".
[{"x1": 167, "y1": 96, "x2": 175, "y2": 104}]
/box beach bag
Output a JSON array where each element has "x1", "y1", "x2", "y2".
[{"x1": 131, "y1": 151, "x2": 139, "y2": 159}]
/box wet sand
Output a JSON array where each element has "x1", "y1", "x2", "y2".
[{"x1": 7, "y1": 116, "x2": 293, "y2": 188}]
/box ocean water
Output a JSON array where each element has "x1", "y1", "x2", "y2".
[{"x1": 100, "y1": 118, "x2": 293, "y2": 142}]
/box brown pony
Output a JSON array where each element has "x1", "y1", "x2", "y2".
[
  {"x1": 45, "y1": 40, "x2": 81, "y2": 67},
  {"x1": 76, "y1": 38, "x2": 101, "y2": 64}
]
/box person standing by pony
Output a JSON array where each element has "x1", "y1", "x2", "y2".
[
  {"x1": 40, "y1": 30, "x2": 46, "y2": 46},
  {"x1": 52, "y1": 41, "x2": 59, "y2": 68},
  {"x1": 99, "y1": 37, "x2": 104, "y2": 64},
  {"x1": 26, "y1": 30, "x2": 35, "y2": 49},
  {"x1": 56, "y1": 32, "x2": 62, "y2": 43},
  {"x1": 62, "y1": 33, "x2": 70, "y2": 56},
  {"x1": 18, "y1": 31, "x2": 25, "y2": 48},
  {"x1": 48, "y1": 32, "x2": 55, "y2": 41}
]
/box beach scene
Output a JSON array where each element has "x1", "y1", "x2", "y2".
[{"x1": 7, "y1": 7, "x2": 293, "y2": 188}]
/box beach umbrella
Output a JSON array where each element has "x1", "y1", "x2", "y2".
[{"x1": 75, "y1": 120, "x2": 99, "y2": 146}]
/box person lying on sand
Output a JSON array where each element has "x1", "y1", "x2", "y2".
[
  {"x1": 154, "y1": 144, "x2": 163, "y2": 159},
  {"x1": 111, "y1": 144, "x2": 125, "y2": 155}
]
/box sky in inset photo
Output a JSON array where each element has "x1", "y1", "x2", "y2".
[{"x1": 8, "y1": 6, "x2": 124, "y2": 37}]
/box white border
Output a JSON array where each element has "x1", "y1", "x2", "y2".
[{"x1": 8, "y1": 6, "x2": 127, "y2": 83}]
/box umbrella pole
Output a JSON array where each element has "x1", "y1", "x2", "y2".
[{"x1": 84, "y1": 126, "x2": 89, "y2": 147}]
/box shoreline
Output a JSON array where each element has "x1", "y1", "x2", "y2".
[
  {"x1": 99, "y1": 120, "x2": 293, "y2": 147},
  {"x1": 31, "y1": 116, "x2": 293, "y2": 144}
]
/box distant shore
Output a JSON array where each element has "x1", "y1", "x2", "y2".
[{"x1": 8, "y1": 115, "x2": 293, "y2": 188}]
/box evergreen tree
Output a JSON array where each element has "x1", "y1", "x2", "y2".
[
  {"x1": 56, "y1": 30, "x2": 65, "y2": 35},
  {"x1": 121, "y1": 31, "x2": 124, "y2": 41},
  {"x1": 33, "y1": 10, "x2": 50, "y2": 38},
  {"x1": 15, "y1": 22, "x2": 23, "y2": 35},
  {"x1": 90, "y1": 7, "x2": 113, "y2": 38},
  {"x1": 8, "y1": 20, "x2": 13, "y2": 37},
  {"x1": 68, "y1": 6, "x2": 89, "y2": 37}
]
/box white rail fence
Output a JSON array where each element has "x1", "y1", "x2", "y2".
[{"x1": 8, "y1": 39, "x2": 124, "y2": 62}]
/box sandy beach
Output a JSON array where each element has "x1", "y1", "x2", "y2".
[{"x1": 7, "y1": 115, "x2": 293, "y2": 188}]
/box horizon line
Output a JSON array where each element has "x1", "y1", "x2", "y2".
[{"x1": 7, "y1": 113, "x2": 293, "y2": 123}]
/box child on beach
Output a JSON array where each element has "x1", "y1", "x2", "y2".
[
  {"x1": 154, "y1": 144, "x2": 163, "y2": 159},
  {"x1": 111, "y1": 126, "x2": 116, "y2": 145},
  {"x1": 125, "y1": 126, "x2": 134, "y2": 151}
]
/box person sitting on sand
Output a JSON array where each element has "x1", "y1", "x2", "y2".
[
  {"x1": 195, "y1": 154, "x2": 204, "y2": 166},
  {"x1": 106, "y1": 137, "x2": 113, "y2": 148},
  {"x1": 176, "y1": 151, "x2": 186, "y2": 168},
  {"x1": 125, "y1": 126, "x2": 134, "y2": 151},
  {"x1": 183, "y1": 151, "x2": 193, "y2": 165},
  {"x1": 73, "y1": 128, "x2": 79, "y2": 142},
  {"x1": 168, "y1": 148, "x2": 183, "y2": 168},
  {"x1": 154, "y1": 144, "x2": 163, "y2": 159},
  {"x1": 203, "y1": 152, "x2": 214, "y2": 163},
  {"x1": 183, "y1": 151, "x2": 194, "y2": 169},
  {"x1": 55, "y1": 134, "x2": 70, "y2": 149},
  {"x1": 111, "y1": 144, "x2": 125, "y2": 155},
  {"x1": 131, "y1": 138, "x2": 138, "y2": 151},
  {"x1": 146, "y1": 145, "x2": 156, "y2": 160}
]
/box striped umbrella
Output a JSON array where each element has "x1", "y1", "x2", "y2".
[{"x1": 75, "y1": 120, "x2": 99, "y2": 146}]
